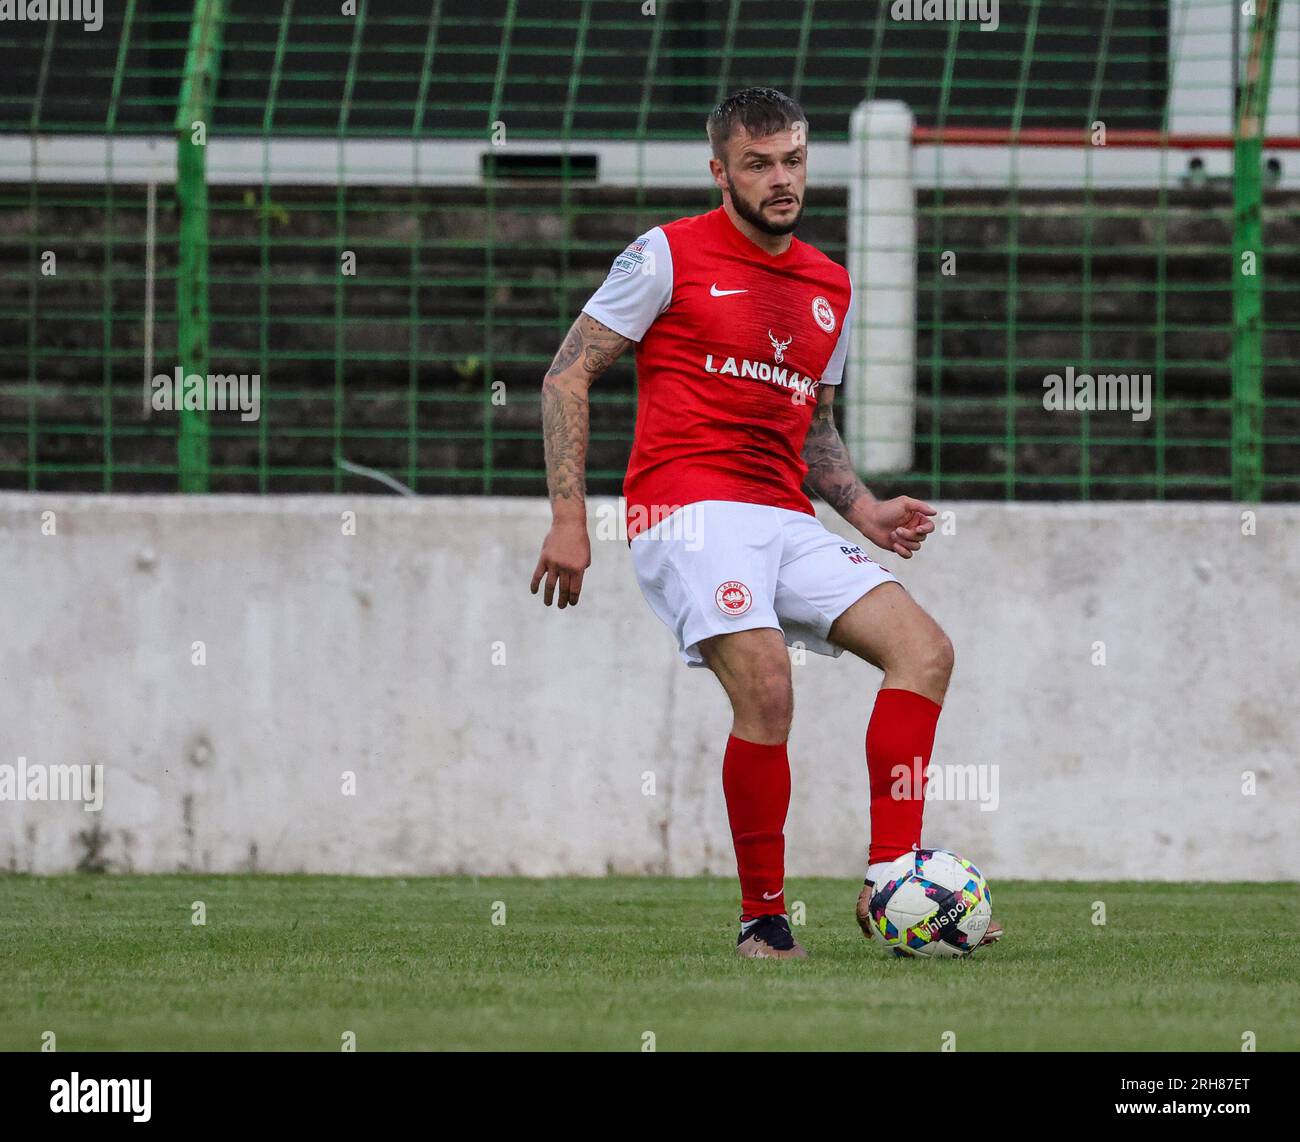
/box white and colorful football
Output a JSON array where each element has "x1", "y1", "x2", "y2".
[{"x1": 865, "y1": 848, "x2": 993, "y2": 957}]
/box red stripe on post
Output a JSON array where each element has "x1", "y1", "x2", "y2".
[{"x1": 912, "y1": 127, "x2": 1300, "y2": 150}]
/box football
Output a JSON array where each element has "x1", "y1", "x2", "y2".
[{"x1": 865, "y1": 848, "x2": 993, "y2": 957}]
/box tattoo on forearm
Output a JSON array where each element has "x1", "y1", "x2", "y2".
[
  {"x1": 803, "y1": 396, "x2": 870, "y2": 518},
  {"x1": 541, "y1": 376, "x2": 588, "y2": 504},
  {"x1": 541, "y1": 315, "x2": 630, "y2": 505}
]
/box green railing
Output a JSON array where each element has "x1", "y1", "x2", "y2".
[{"x1": 0, "y1": 0, "x2": 1296, "y2": 498}]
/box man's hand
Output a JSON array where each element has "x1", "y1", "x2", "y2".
[
  {"x1": 859, "y1": 495, "x2": 937, "y2": 559},
  {"x1": 531, "y1": 518, "x2": 591, "y2": 608}
]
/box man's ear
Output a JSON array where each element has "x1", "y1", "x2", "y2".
[{"x1": 708, "y1": 156, "x2": 727, "y2": 194}]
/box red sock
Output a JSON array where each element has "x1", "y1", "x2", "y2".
[
  {"x1": 866, "y1": 688, "x2": 942, "y2": 865},
  {"x1": 722, "y1": 734, "x2": 790, "y2": 918}
]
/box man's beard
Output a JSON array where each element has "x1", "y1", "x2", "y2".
[{"x1": 727, "y1": 175, "x2": 804, "y2": 235}]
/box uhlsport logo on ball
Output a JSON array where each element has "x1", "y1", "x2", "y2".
[{"x1": 867, "y1": 848, "x2": 994, "y2": 958}]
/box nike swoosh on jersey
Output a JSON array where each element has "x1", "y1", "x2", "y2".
[{"x1": 710, "y1": 284, "x2": 749, "y2": 296}]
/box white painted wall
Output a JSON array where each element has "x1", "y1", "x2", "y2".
[{"x1": 1, "y1": 494, "x2": 1296, "y2": 881}]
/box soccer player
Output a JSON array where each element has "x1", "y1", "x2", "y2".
[{"x1": 530, "y1": 87, "x2": 1002, "y2": 959}]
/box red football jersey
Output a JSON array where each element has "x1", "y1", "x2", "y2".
[{"x1": 582, "y1": 206, "x2": 854, "y2": 539}]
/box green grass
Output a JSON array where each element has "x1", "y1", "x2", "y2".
[{"x1": 0, "y1": 876, "x2": 1295, "y2": 1051}]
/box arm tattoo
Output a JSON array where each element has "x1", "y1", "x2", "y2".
[
  {"x1": 802, "y1": 390, "x2": 871, "y2": 519},
  {"x1": 541, "y1": 314, "x2": 632, "y2": 507},
  {"x1": 541, "y1": 375, "x2": 588, "y2": 504},
  {"x1": 546, "y1": 313, "x2": 632, "y2": 378}
]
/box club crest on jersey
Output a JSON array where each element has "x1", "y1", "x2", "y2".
[
  {"x1": 715, "y1": 580, "x2": 753, "y2": 616},
  {"x1": 812, "y1": 295, "x2": 836, "y2": 333},
  {"x1": 768, "y1": 330, "x2": 793, "y2": 364}
]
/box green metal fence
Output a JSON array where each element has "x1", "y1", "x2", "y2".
[{"x1": 0, "y1": 0, "x2": 1297, "y2": 498}]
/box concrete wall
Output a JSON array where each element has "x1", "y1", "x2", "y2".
[{"x1": 0, "y1": 493, "x2": 1296, "y2": 880}]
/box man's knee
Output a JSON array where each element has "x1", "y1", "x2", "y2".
[
  {"x1": 912, "y1": 628, "x2": 954, "y2": 694},
  {"x1": 882, "y1": 622, "x2": 954, "y2": 694},
  {"x1": 738, "y1": 666, "x2": 794, "y2": 738},
  {"x1": 723, "y1": 656, "x2": 793, "y2": 741},
  {"x1": 702, "y1": 630, "x2": 795, "y2": 741},
  {"x1": 930, "y1": 629, "x2": 955, "y2": 682}
]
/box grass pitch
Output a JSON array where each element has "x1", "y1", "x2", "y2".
[{"x1": 0, "y1": 875, "x2": 1295, "y2": 1051}]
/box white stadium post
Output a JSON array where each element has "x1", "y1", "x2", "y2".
[{"x1": 846, "y1": 100, "x2": 916, "y2": 475}]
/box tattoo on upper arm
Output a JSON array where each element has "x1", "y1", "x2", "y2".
[
  {"x1": 546, "y1": 314, "x2": 632, "y2": 380},
  {"x1": 540, "y1": 315, "x2": 630, "y2": 505},
  {"x1": 548, "y1": 326, "x2": 583, "y2": 377}
]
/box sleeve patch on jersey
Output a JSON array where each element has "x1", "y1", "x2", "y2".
[{"x1": 612, "y1": 249, "x2": 647, "y2": 275}]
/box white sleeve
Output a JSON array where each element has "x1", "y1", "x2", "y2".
[
  {"x1": 580, "y1": 227, "x2": 673, "y2": 342},
  {"x1": 820, "y1": 279, "x2": 854, "y2": 385}
]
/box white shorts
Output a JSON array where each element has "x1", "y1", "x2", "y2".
[{"x1": 629, "y1": 500, "x2": 900, "y2": 668}]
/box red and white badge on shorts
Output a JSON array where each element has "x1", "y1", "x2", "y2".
[{"x1": 715, "y1": 580, "x2": 753, "y2": 616}]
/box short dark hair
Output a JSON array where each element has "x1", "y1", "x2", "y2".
[{"x1": 706, "y1": 87, "x2": 807, "y2": 162}]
